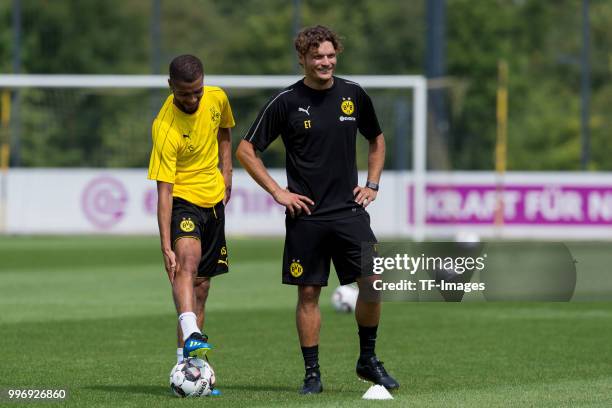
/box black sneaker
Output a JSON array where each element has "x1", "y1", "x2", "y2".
[
  {"x1": 356, "y1": 356, "x2": 400, "y2": 390},
  {"x1": 300, "y1": 366, "x2": 323, "y2": 394},
  {"x1": 183, "y1": 331, "x2": 209, "y2": 342}
]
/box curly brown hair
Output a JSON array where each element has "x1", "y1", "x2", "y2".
[{"x1": 294, "y1": 25, "x2": 343, "y2": 56}]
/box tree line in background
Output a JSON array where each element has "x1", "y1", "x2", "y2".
[{"x1": 0, "y1": 0, "x2": 610, "y2": 170}]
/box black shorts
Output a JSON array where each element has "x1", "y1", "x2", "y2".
[
  {"x1": 171, "y1": 197, "x2": 228, "y2": 278},
  {"x1": 282, "y1": 212, "x2": 377, "y2": 286}
]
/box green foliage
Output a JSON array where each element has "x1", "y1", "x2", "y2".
[
  {"x1": 444, "y1": 0, "x2": 612, "y2": 170},
  {"x1": 301, "y1": 0, "x2": 423, "y2": 75},
  {"x1": 19, "y1": 0, "x2": 146, "y2": 74},
  {"x1": 2, "y1": 0, "x2": 149, "y2": 166},
  {"x1": 0, "y1": 2, "x2": 10, "y2": 74},
  {"x1": 0, "y1": 0, "x2": 611, "y2": 170}
]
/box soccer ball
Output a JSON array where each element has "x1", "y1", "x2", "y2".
[
  {"x1": 331, "y1": 284, "x2": 358, "y2": 313},
  {"x1": 169, "y1": 358, "x2": 216, "y2": 398}
]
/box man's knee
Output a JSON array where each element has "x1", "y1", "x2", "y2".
[
  {"x1": 356, "y1": 276, "x2": 381, "y2": 303},
  {"x1": 298, "y1": 286, "x2": 321, "y2": 308},
  {"x1": 194, "y1": 278, "x2": 210, "y2": 300},
  {"x1": 174, "y1": 239, "x2": 201, "y2": 277},
  {"x1": 175, "y1": 255, "x2": 200, "y2": 277}
]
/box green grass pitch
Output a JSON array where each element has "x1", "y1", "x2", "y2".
[{"x1": 1, "y1": 236, "x2": 612, "y2": 407}]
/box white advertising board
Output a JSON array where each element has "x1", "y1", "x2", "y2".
[{"x1": 3, "y1": 169, "x2": 612, "y2": 239}]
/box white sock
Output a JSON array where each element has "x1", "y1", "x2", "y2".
[
  {"x1": 178, "y1": 312, "x2": 201, "y2": 342},
  {"x1": 177, "y1": 348, "x2": 184, "y2": 364}
]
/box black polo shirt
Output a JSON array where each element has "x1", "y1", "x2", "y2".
[{"x1": 244, "y1": 76, "x2": 382, "y2": 219}]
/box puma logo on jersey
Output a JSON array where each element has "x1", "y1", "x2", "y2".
[{"x1": 298, "y1": 106, "x2": 311, "y2": 116}]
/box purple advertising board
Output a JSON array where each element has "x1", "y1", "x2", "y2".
[{"x1": 416, "y1": 184, "x2": 612, "y2": 225}]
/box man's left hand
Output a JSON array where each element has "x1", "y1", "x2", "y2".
[
  {"x1": 353, "y1": 185, "x2": 377, "y2": 208},
  {"x1": 223, "y1": 171, "x2": 232, "y2": 205},
  {"x1": 223, "y1": 184, "x2": 232, "y2": 205}
]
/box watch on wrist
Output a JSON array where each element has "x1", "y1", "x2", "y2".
[{"x1": 365, "y1": 181, "x2": 379, "y2": 191}]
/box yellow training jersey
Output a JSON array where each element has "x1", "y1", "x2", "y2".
[{"x1": 148, "y1": 86, "x2": 235, "y2": 207}]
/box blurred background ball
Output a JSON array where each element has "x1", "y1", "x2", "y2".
[{"x1": 332, "y1": 284, "x2": 359, "y2": 313}]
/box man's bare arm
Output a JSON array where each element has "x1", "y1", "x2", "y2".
[
  {"x1": 218, "y1": 127, "x2": 233, "y2": 204},
  {"x1": 354, "y1": 133, "x2": 385, "y2": 207}
]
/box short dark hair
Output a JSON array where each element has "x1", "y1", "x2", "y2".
[
  {"x1": 294, "y1": 25, "x2": 343, "y2": 56},
  {"x1": 169, "y1": 54, "x2": 203, "y2": 82}
]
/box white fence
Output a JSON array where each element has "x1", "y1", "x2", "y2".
[{"x1": 2, "y1": 169, "x2": 612, "y2": 239}]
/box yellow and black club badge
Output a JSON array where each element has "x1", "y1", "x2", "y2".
[
  {"x1": 341, "y1": 97, "x2": 354, "y2": 115},
  {"x1": 290, "y1": 259, "x2": 304, "y2": 278},
  {"x1": 180, "y1": 217, "x2": 195, "y2": 232},
  {"x1": 210, "y1": 107, "x2": 221, "y2": 123}
]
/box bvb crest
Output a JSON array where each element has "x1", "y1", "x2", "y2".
[
  {"x1": 341, "y1": 98, "x2": 354, "y2": 115},
  {"x1": 180, "y1": 218, "x2": 195, "y2": 232},
  {"x1": 290, "y1": 260, "x2": 304, "y2": 277}
]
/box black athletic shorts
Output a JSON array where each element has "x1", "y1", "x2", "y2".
[
  {"x1": 282, "y1": 212, "x2": 377, "y2": 286},
  {"x1": 171, "y1": 197, "x2": 228, "y2": 278}
]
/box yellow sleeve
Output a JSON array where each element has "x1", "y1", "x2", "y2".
[
  {"x1": 148, "y1": 119, "x2": 178, "y2": 183},
  {"x1": 219, "y1": 90, "x2": 235, "y2": 129}
]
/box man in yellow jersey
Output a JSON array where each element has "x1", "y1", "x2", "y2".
[{"x1": 148, "y1": 54, "x2": 234, "y2": 364}]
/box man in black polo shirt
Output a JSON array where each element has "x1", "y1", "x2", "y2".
[{"x1": 236, "y1": 25, "x2": 399, "y2": 394}]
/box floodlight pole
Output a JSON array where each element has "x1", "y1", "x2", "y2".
[
  {"x1": 151, "y1": 0, "x2": 161, "y2": 75},
  {"x1": 150, "y1": 0, "x2": 162, "y2": 120},
  {"x1": 11, "y1": 0, "x2": 22, "y2": 167},
  {"x1": 425, "y1": 0, "x2": 448, "y2": 143},
  {"x1": 580, "y1": 0, "x2": 591, "y2": 170}
]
